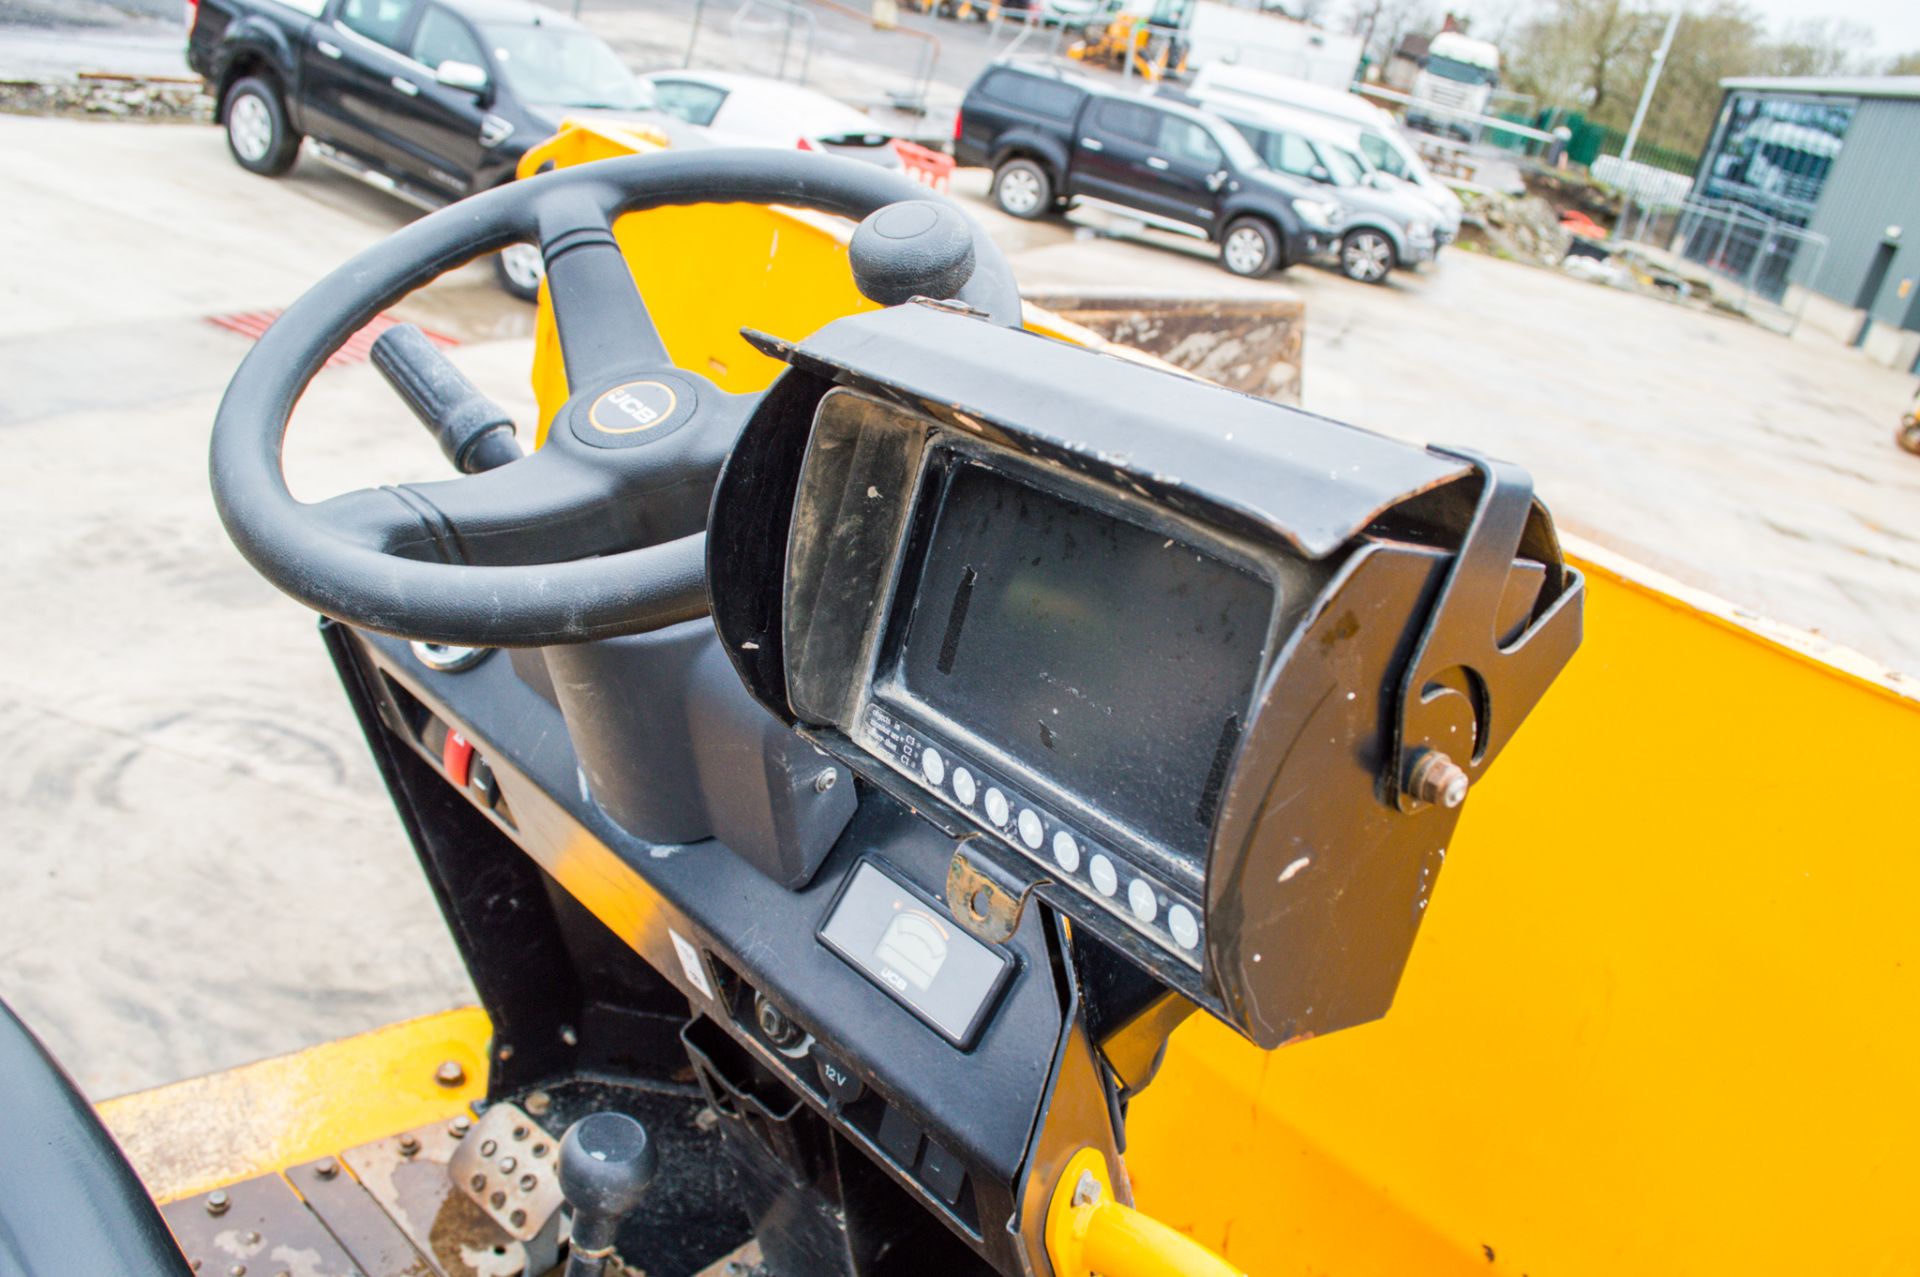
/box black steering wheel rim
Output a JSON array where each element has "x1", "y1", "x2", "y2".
[{"x1": 210, "y1": 148, "x2": 1022, "y2": 647}]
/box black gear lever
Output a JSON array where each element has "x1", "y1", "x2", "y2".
[{"x1": 558, "y1": 1112, "x2": 658, "y2": 1276}]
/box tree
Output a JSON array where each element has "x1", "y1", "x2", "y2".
[
  {"x1": 1890, "y1": 50, "x2": 1920, "y2": 74},
  {"x1": 1506, "y1": 0, "x2": 1659, "y2": 124},
  {"x1": 1342, "y1": 0, "x2": 1436, "y2": 65},
  {"x1": 1768, "y1": 17, "x2": 1875, "y2": 76}
]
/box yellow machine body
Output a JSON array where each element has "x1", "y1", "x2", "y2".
[{"x1": 104, "y1": 125, "x2": 1920, "y2": 1277}]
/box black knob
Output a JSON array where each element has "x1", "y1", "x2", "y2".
[
  {"x1": 559, "y1": 1112, "x2": 657, "y2": 1264},
  {"x1": 847, "y1": 200, "x2": 977, "y2": 307}
]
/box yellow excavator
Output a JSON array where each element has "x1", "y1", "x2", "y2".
[
  {"x1": 6, "y1": 121, "x2": 1916, "y2": 1277},
  {"x1": 1065, "y1": 0, "x2": 1192, "y2": 82}
]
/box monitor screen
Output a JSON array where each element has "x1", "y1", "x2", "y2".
[{"x1": 885, "y1": 458, "x2": 1274, "y2": 862}]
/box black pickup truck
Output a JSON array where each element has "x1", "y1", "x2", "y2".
[
  {"x1": 186, "y1": 0, "x2": 679, "y2": 297},
  {"x1": 954, "y1": 61, "x2": 1342, "y2": 278}
]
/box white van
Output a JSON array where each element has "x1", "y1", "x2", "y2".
[{"x1": 1186, "y1": 63, "x2": 1463, "y2": 239}]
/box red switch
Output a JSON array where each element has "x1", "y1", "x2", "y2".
[{"x1": 442, "y1": 729, "x2": 474, "y2": 787}]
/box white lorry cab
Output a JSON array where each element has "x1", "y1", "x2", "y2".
[{"x1": 1408, "y1": 32, "x2": 1501, "y2": 140}]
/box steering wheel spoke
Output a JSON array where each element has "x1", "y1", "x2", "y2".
[
  {"x1": 537, "y1": 184, "x2": 673, "y2": 389},
  {"x1": 210, "y1": 149, "x2": 1021, "y2": 646},
  {"x1": 310, "y1": 444, "x2": 646, "y2": 567}
]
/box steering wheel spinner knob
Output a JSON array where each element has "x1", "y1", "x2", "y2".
[{"x1": 848, "y1": 200, "x2": 978, "y2": 308}]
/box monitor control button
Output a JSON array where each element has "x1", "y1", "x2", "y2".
[
  {"x1": 1128, "y1": 878, "x2": 1158, "y2": 922},
  {"x1": 952, "y1": 767, "x2": 976, "y2": 806},
  {"x1": 1089, "y1": 854, "x2": 1118, "y2": 897},
  {"x1": 920, "y1": 746, "x2": 946, "y2": 787},
  {"x1": 984, "y1": 787, "x2": 1009, "y2": 827},
  {"x1": 1168, "y1": 903, "x2": 1200, "y2": 950},
  {"x1": 1017, "y1": 808, "x2": 1043, "y2": 849},
  {"x1": 1052, "y1": 831, "x2": 1080, "y2": 873}
]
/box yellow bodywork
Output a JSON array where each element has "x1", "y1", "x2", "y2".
[
  {"x1": 513, "y1": 126, "x2": 1920, "y2": 1276},
  {"x1": 102, "y1": 125, "x2": 1920, "y2": 1275}
]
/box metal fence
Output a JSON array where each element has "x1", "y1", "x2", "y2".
[{"x1": 1611, "y1": 194, "x2": 1830, "y2": 336}]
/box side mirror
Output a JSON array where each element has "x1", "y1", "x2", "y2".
[
  {"x1": 435, "y1": 60, "x2": 488, "y2": 94},
  {"x1": 1205, "y1": 169, "x2": 1227, "y2": 192},
  {"x1": 1309, "y1": 164, "x2": 1333, "y2": 184},
  {"x1": 1367, "y1": 171, "x2": 1394, "y2": 190}
]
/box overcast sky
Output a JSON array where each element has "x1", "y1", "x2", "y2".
[{"x1": 1457, "y1": 0, "x2": 1920, "y2": 63}]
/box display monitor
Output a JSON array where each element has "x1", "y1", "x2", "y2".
[{"x1": 876, "y1": 455, "x2": 1277, "y2": 866}]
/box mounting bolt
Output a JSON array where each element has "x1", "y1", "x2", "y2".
[
  {"x1": 449, "y1": 1115, "x2": 472, "y2": 1138},
  {"x1": 205, "y1": 1190, "x2": 230, "y2": 1216},
  {"x1": 399, "y1": 1135, "x2": 420, "y2": 1157},
  {"x1": 1070, "y1": 1170, "x2": 1103, "y2": 1208},
  {"x1": 315, "y1": 1159, "x2": 339, "y2": 1181},
  {"x1": 436, "y1": 1060, "x2": 467, "y2": 1088},
  {"x1": 525, "y1": 1090, "x2": 553, "y2": 1116},
  {"x1": 1406, "y1": 750, "x2": 1469, "y2": 809},
  {"x1": 813, "y1": 768, "x2": 838, "y2": 794}
]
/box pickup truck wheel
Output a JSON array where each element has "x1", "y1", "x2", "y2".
[
  {"x1": 1340, "y1": 229, "x2": 1395, "y2": 284},
  {"x1": 1220, "y1": 218, "x2": 1280, "y2": 277},
  {"x1": 224, "y1": 76, "x2": 299, "y2": 177},
  {"x1": 494, "y1": 243, "x2": 545, "y2": 302},
  {"x1": 992, "y1": 159, "x2": 1051, "y2": 220}
]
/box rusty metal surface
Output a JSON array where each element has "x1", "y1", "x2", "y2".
[
  {"x1": 162, "y1": 1174, "x2": 364, "y2": 1277},
  {"x1": 288, "y1": 1155, "x2": 437, "y2": 1277},
  {"x1": 447, "y1": 1102, "x2": 564, "y2": 1243},
  {"x1": 343, "y1": 1120, "x2": 532, "y2": 1277}
]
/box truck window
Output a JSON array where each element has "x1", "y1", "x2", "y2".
[
  {"x1": 1263, "y1": 129, "x2": 1322, "y2": 179},
  {"x1": 410, "y1": 6, "x2": 483, "y2": 71},
  {"x1": 1356, "y1": 133, "x2": 1400, "y2": 177},
  {"x1": 979, "y1": 71, "x2": 1083, "y2": 120},
  {"x1": 338, "y1": 0, "x2": 418, "y2": 50},
  {"x1": 651, "y1": 79, "x2": 728, "y2": 126},
  {"x1": 1094, "y1": 100, "x2": 1158, "y2": 145},
  {"x1": 1159, "y1": 117, "x2": 1223, "y2": 167}
]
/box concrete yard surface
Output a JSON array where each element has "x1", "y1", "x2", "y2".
[{"x1": 2, "y1": 114, "x2": 1918, "y2": 1099}]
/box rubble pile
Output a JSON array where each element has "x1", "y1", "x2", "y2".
[
  {"x1": 0, "y1": 75, "x2": 213, "y2": 122},
  {"x1": 1456, "y1": 190, "x2": 1572, "y2": 267}
]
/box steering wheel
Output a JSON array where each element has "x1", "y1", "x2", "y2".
[{"x1": 211, "y1": 149, "x2": 1022, "y2": 647}]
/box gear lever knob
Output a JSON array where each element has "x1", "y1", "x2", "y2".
[{"x1": 559, "y1": 1112, "x2": 657, "y2": 1274}]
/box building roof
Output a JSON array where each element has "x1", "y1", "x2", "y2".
[
  {"x1": 1718, "y1": 75, "x2": 1920, "y2": 101},
  {"x1": 1393, "y1": 32, "x2": 1430, "y2": 61}
]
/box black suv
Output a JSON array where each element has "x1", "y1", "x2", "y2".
[
  {"x1": 953, "y1": 62, "x2": 1341, "y2": 277},
  {"x1": 187, "y1": 0, "x2": 682, "y2": 297}
]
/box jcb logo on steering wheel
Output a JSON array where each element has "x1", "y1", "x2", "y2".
[{"x1": 589, "y1": 381, "x2": 679, "y2": 434}]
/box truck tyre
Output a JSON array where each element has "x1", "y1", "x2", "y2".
[
  {"x1": 494, "y1": 243, "x2": 546, "y2": 302},
  {"x1": 224, "y1": 76, "x2": 300, "y2": 177},
  {"x1": 1220, "y1": 217, "x2": 1280, "y2": 277},
  {"x1": 992, "y1": 158, "x2": 1052, "y2": 220},
  {"x1": 1340, "y1": 228, "x2": 1396, "y2": 284}
]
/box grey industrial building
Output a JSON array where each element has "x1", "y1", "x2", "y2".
[{"x1": 1697, "y1": 75, "x2": 1920, "y2": 370}]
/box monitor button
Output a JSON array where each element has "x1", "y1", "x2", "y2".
[
  {"x1": 1168, "y1": 903, "x2": 1200, "y2": 951},
  {"x1": 1052, "y1": 831, "x2": 1080, "y2": 873},
  {"x1": 1089, "y1": 854, "x2": 1118, "y2": 897},
  {"x1": 984, "y1": 787, "x2": 1009, "y2": 827},
  {"x1": 920, "y1": 746, "x2": 946, "y2": 787},
  {"x1": 1016, "y1": 808, "x2": 1043, "y2": 849},
  {"x1": 952, "y1": 767, "x2": 976, "y2": 806},
  {"x1": 1128, "y1": 878, "x2": 1158, "y2": 922}
]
